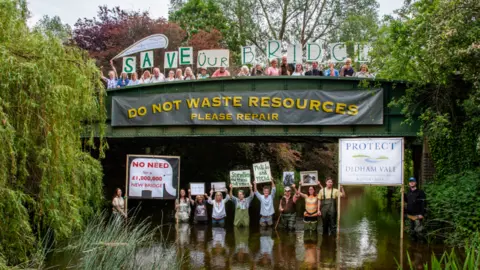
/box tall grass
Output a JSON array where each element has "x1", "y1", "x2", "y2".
[{"x1": 57, "y1": 211, "x2": 182, "y2": 270}]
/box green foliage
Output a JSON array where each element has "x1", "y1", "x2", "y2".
[
  {"x1": 424, "y1": 170, "x2": 480, "y2": 244},
  {"x1": 0, "y1": 0, "x2": 106, "y2": 266},
  {"x1": 34, "y1": 15, "x2": 72, "y2": 43}
]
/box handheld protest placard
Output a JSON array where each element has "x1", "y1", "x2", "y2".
[
  {"x1": 300, "y1": 171, "x2": 318, "y2": 186},
  {"x1": 230, "y1": 170, "x2": 251, "y2": 188},
  {"x1": 282, "y1": 171, "x2": 295, "y2": 186},
  {"x1": 190, "y1": 182, "x2": 205, "y2": 196},
  {"x1": 253, "y1": 161, "x2": 271, "y2": 184},
  {"x1": 211, "y1": 182, "x2": 227, "y2": 192}
]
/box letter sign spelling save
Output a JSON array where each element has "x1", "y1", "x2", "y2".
[
  {"x1": 122, "y1": 56, "x2": 136, "y2": 73},
  {"x1": 127, "y1": 155, "x2": 180, "y2": 199},
  {"x1": 179, "y1": 47, "x2": 193, "y2": 65},
  {"x1": 140, "y1": 51, "x2": 154, "y2": 69}
]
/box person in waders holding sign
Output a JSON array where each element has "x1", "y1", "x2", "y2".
[
  {"x1": 297, "y1": 180, "x2": 323, "y2": 231},
  {"x1": 229, "y1": 183, "x2": 254, "y2": 227},
  {"x1": 404, "y1": 177, "x2": 426, "y2": 240},
  {"x1": 318, "y1": 177, "x2": 345, "y2": 235},
  {"x1": 279, "y1": 185, "x2": 298, "y2": 231}
]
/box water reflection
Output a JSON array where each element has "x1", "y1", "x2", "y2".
[{"x1": 257, "y1": 228, "x2": 274, "y2": 268}]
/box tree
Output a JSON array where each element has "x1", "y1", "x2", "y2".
[
  {"x1": 73, "y1": 6, "x2": 186, "y2": 69},
  {"x1": 0, "y1": 0, "x2": 106, "y2": 266},
  {"x1": 34, "y1": 15, "x2": 72, "y2": 43}
]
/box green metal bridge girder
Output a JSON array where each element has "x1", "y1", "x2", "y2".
[{"x1": 104, "y1": 76, "x2": 419, "y2": 138}]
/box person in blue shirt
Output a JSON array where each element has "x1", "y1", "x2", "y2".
[
  {"x1": 254, "y1": 178, "x2": 276, "y2": 227},
  {"x1": 324, "y1": 60, "x2": 339, "y2": 77},
  {"x1": 116, "y1": 72, "x2": 130, "y2": 88}
]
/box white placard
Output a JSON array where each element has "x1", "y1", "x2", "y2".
[
  {"x1": 330, "y1": 42, "x2": 347, "y2": 62},
  {"x1": 355, "y1": 43, "x2": 372, "y2": 62},
  {"x1": 178, "y1": 47, "x2": 193, "y2": 65},
  {"x1": 211, "y1": 182, "x2": 227, "y2": 192},
  {"x1": 282, "y1": 171, "x2": 295, "y2": 186},
  {"x1": 164, "y1": 51, "x2": 178, "y2": 69},
  {"x1": 267, "y1": 40, "x2": 282, "y2": 60},
  {"x1": 253, "y1": 161, "x2": 272, "y2": 183},
  {"x1": 339, "y1": 138, "x2": 404, "y2": 185},
  {"x1": 140, "y1": 51, "x2": 154, "y2": 69},
  {"x1": 306, "y1": 42, "x2": 323, "y2": 62},
  {"x1": 122, "y1": 56, "x2": 136, "y2": 73},
  {"x1": 190, "y1": 182, "x2": 205, "y2": 196},
  {"x1": 112, "y1": 34, "x2": 168, "y2": 59},
  {"x1": 300, "y1": 171, "x2": 318, "y2": 186},
  {"x1": 241, "y1": 46, "x2": 256, "y2": 65},
  {"x1": 128, "y1": 157, "x2": 178, "y2": 198},
  {"x1": 287, "y1": 43, "x2": 302, "y2": 63},
  {"x1": 197, "y1": 49, "x2": 230, "y2": 68},
  {"x1": 230, "y1": 170, "x2": 251, "y2": 188}
]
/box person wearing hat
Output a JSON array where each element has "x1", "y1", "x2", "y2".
[
  {"x1": 405, "y1": 177, "x2": 426, "y2": 239},
  {"x1": 279, "y1": 184, "x2": 298, "y2": 230},
  {"x1": 197, "y1": 67, "x2": 210, "y2": 79}
]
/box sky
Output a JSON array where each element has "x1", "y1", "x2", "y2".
[{"x1": 27, "y1": 0, "x2": 404, "y2": 27}]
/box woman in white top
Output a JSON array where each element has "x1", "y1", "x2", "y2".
[
  {"x1": 175, "y1": 68, "x2": 184, "y2": 81},
  {"x1": 165, "y1": 70, "x2": 176, "y2": 82},
  {"x1": 139, "y1": 70, "x2": 152, "y2": 84},
  {"x1": 291, "y1": 63, "x2": 304, "y2": 76},
  {"x1": 207, "y1": 187, "x2": 231, "y2": 227},
  {"x1": 184, "y1": 67, "x2": 196, "y2": 80},
  {"x1": 112, "y1": 188, "x2": 127, "y2": 218},
  {"x1": 175, "y1": 189, "x2": 192, "y2": 223},
  {"x1": 237, "y1": 66, "x2": 250, "y2": 77},
  {"x1": 127, "y1": 72, "x2": 140, "y2": 86},
  {"x1": 354, "y1": 64, "x2": 374, "y2": 78}
]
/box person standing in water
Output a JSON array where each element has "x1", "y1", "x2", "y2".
[
  {"x1": 189, "y1": 189, "x2": 209, "y2": 224},
  {"x1": 254, "y1": 178, "x2": 276, "y2": 227},
  {"x1": 207, "y1": 188, "x2": 231, "y2": 227},
  {"x1": 278, "y1": 185, "x2": 298, "y2": 231},
  {"x1": 404, "y1": 177, "x2": 426, "y2": 240},
  {"x1": 175, "y1": 189, "x2": 191, "y2": 223},
  {"x1": 112, "y1": 188, "x2": 127, "y2": 219},
  {"x1": 318, "y1": 177, "x2": 345, "y2": 235},
  {"x1": 297, "y1": 180, "x2": 323, "y2": 231},
  {"x1": 229, "y1": 183, "x2": 254, "y2": 227}
]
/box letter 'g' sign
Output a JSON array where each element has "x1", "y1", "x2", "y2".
[
  {"x1": 126, "y1": 155, "x2": 180, "y2": 199},
  {"x1": 123, "y1": 57, "x2": 136, "y2": 73}
]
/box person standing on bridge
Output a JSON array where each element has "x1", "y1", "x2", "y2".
[
  {"x1": 254, "y1": 178, "x2": 276, "y2": 227},
  {"x1": 266, "y1": 59, "x2": 281, "y2": 76},
  {"x1": 151, "y1": 67, "x2": 166, "y2": 83},
  {"x1": 339, "y1": 58, "x2": 355, "y2": 77},
  {"x1": 280, "y1": 56, "x2": 292, "y2": 75},
  {"x1": 229, "y1": 183, "x2": 254, "y2": 227},
  {"x1": 305, "y1": 61, "x2": 323, "y2": 76},
  {"x1": 324, "y1": 60, "x2": 339, "y2": 77},
  {"x1": 211, "y1": 66, "x2": 231, "y2": 77},
  {"x1": 197, "y1": 67, "x2": 210, "y2": 79},
  {"x1": 278, "y1": 185, "x2": 298, "y2": 231},
  {"x1": 318, "y1": 177, "x2": 345, "y2": 235},
  {"x1": 405, "y1": 177, "x2": 426, "y2": 240}
]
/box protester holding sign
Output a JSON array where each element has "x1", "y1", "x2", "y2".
[
  {"x1": 138, "y1": 70, "x2": 150, "y2": 84},
  {"x1": 116, "y1": 72, "x2": 130, "y2": 88},
  {"x1": 189, "y1": 190, "x2": 209, "y2": 224},
  {"x1": 127, "y1": 72, "x2": 140, "y2": 86},
  {"x1": 279, "y1": 185, "x2": 298, "y2": 231},
  {"x1": 229, "y1": 183, "x2": 254, "y2": 227},
  {"x1": 254, "y1": 178, "x2": 276, "y2": 227},
  {"x1": 318, "y1": 177, "x2": 345, "y2": 235},
  {"x1": 265, "y1": 59, "x2": 280, "y2": 76},
  {"x1": 297, "y1": 180, "x2": 323, "y2": 231},
  {"x1": 324, "y1": 60, "x2": 339, "y2": 77},
  {"x1": 112, "y1": 188, "x2": 127, "y2": 219},
  {"x1": 211, "y1": 67, "x2": 231, "y2": 77},
  {"x1": 339, "y1": 58, "x2": 355, "y2": 77},
  {"x1": 101, "y1": 60, "x2": 118, "y2": 89},
  {"x1": 175, "y1": 189, "x2": 192, "y2": 223},
  {"x1": 151, "y1": 67, "x2": 166, "y2": 83},
  {"x1": 207, "y1": 187, "x2": 231, "y2": 227}
]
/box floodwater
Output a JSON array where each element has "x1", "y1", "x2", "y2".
[{"x1": 163, "y1": 188, "x2": 449, "y2": 269}]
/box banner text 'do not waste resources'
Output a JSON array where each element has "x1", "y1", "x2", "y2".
[{"x1": 111, "y1": 89, "x2": 383, "y2": 126}]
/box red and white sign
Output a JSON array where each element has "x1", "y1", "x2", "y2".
[{"x1": 128, "y1": 157, "x2": 175, "y2": 198}]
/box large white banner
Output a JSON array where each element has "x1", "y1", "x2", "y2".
[
  {"x1": 127, "y1": 155, "x2": 179, "y2": 199},
  {"x1": 197, "y1": 49, "x2": 230, "y2": 68},
  {"x1": 112, "y1": 34, "x2": 168, "y2": 60},
  {"x1": 339, "y1": 138, "x2": 403, "y2": 185}
]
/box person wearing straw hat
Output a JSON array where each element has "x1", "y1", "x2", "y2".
[{"x1": 404, "y1": 177, "x2": 426, "y2": 239}]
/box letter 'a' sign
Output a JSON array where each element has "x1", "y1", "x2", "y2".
[
  {"x1": 339, "y1": 138, "x2": 403, "y2": 186},
  {"x1": 126, "y1": 155, "x2": 180, "y2": 199}
]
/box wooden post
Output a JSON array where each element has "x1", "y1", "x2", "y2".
[
  {"x1": 401, "y1": 186, "x2": 404, "y2": 239},
  {"x1": 125, "y1": 155, "x2": 129, "y2": 214}
]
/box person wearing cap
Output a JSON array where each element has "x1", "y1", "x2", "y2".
[
  {"x1": 404, "y1": 177, "x2": 426, "y2": 239},
  {"x1": 318, "y1": 177, "x2": 345, "y2": 236},
  {"x1": 197, "y1": 67, "x2": 210, "y2": 79},
  {"x1": 279, "y1": 184, "x2": 298, "y2": 231},
  {"x1": 229, "y1": 183, "x2": 254, "y2": 227}
]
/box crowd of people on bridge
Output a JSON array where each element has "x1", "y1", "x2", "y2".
[{"x1": 102, "y1": 57, "x2": 374, "y2": 90}]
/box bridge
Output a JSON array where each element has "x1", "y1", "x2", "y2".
[{"x1": 104, "y1": 77, "x2": 419, "y2": 138}]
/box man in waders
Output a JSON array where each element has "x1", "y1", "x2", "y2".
[
  {"x1": 318, "y1": 177, "x2": 345, "y2": 236},
  {"x1": 405, "y1": 177, "x2": 426, "y2": 240},
  {"x1": 279, "y1": 185, "x2": 298, "y2": 231},
  {"x1": 229, "y1": 183, "x2": 254, "y2": 227}
]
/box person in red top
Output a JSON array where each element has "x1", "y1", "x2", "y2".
[{"x1": 211, "y1": 67, "x2": 231, "y2": 77}]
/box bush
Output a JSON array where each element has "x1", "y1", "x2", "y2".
[{"x1": 424, "y1": 170, "x2": 480, "y2": 244}]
